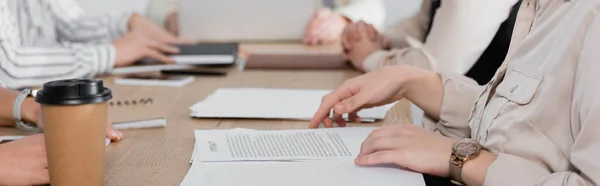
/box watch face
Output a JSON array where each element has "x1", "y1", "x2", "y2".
[{"x1": 453, "y1": 139, "x2": 481, "y2": 156}]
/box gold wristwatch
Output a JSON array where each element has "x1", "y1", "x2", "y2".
[{"x1": 449, "y1": 138, "x2": 482, "y2": 185}]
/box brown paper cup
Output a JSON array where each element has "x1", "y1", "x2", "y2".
[
  {"x1": 41, "y1": 103, "x2": 107, "y2": 186},
  {"x1": 35, "y1": 79, "x2": 113, "y2": 186}
]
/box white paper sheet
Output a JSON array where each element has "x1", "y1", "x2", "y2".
[
  {"x1": 180, "y1": 161, "x2": 425, "y2": 186},
  {"x1": 189, "y1": 88, "x2": 395, "y2": 121},
  {"x1": 193, "y1": 127, "x2": 376, "y2": 162}
]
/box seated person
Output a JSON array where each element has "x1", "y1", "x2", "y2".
[
  {"x1": 146, "y1": 0, "x2": 385, "y2": 45},
  {"x1": 0, "y1": 0, "x2": 185, "y2": 89},
  {"x1": 344, "y1": 0, "x2": 521, "y2": 85},
  {"x1": 310, "y1": 0, "x2": 600, "y2": 185},
  {"x1": 0, "y1": 83, "x2": 123, "y2": 185}
]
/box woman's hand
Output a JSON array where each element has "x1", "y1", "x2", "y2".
[
  {"x1": 0, "y1": 134, "x2": 48, "y2": 186},
  {"x1": 128, "y1": 13, "x2": 189, "y2": 44},
  {"x1": 355, "y1": 124, "x2": 456, "y2": 177},
  {"x1": 106, "y1": 123, "x2": 124, "y2": 142},
  {"x1": 111, "y1": 32, "x2": 180, "y2": 67},
  {"x1": 341, "y1": 21, "x2": 389, "y2": 71},
  {"x1": 304, "y1": 9, "x2": 350, "y2": 45},
  {"x1": 310, "y1": 65, "x2": 424, "y2": 128}
]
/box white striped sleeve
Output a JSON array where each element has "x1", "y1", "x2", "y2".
[
  {"x1": 0, "y1": 43, "x2": 116, "y2": 89},
  {"x1": 48, "y1": 0, "x2": 132, "y2": 43}
]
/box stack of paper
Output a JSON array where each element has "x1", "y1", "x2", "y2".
[
  {"x1": 189, "y1": 88, "x2": 395, "y2": 122},
  {"x1": 181, "y1": 127, "x2": 425, "y2": 186}
]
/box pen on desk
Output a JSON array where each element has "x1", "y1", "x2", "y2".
[{"x1": 112, "y1": 118, "x2": 166, "y2": 130}]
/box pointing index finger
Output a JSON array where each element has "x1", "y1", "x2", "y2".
[{"x1": 310, "y1": 89, "x2": 353, "y2": 128}]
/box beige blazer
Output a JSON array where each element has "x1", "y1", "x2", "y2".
[
  {"x1": 363, "y1": 0, "x2": 518, "y2": 75},
  {"x1": 424, "y1": 0, "x2": 600, "y2": 185},
  {"x1": 145, "y1": 0, "x2": 385, "y2": 30}
]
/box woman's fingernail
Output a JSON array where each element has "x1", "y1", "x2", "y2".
[
  {"x1": 111, "y1": 130, "x2": 118, "y2": 138},
  {"x1": 335, "y1": 103, "x2": 345, "y2": 111},
  {"x1": 355, "y1": 156, "x2": 363, "y2": 163}
]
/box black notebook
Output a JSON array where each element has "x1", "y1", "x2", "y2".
[
  {"x1": 137, "y1": 43, "x2": 238, "y2": 66},
  {"x1": 171, "y1": 43, "x2": 238, "y2": 65}
]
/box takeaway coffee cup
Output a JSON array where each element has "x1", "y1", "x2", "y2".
[{"x1": 35, "y1": 79, "x2": 112, "y2": 186}]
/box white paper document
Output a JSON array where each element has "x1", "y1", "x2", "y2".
[
  {"x1": 189, "y1": 88, "x2": 395, "y2": 121},
  {"x1": 180, "y1": 161, "x2": 425, "y2": 186},
  {"x1": 193, "y1": 127, "x2": 375, "y2": 162},
  {"x1": 183, "y1": 127, "x2": 425, "y2": 186}
]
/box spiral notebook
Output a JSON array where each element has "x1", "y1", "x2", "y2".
[{"x1": 108, "y1": 97, "x2": 166, "y2": 130}]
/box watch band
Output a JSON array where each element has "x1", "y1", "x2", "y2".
[
  {"x1": 13, "y1": 89, "x2": 41, "y2": 133},
  {"x1": 450, "y1": 156, "x2": 464, "y2": 184},
  {"x1": 12, "y1": 89, "x2": 30, "y2": 122}
]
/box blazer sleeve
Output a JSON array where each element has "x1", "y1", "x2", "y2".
[
  {"x1": 363, "y1": 0, "x2": 516, "y2": 74},
  {"x1": 361, "y1": 0, "x2": 433, "y2": 72},
  {"x1": 424, "y1": 73, "x2": 483, "y2": 139}
]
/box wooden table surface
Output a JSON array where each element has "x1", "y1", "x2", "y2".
[{"x1": 0, "y1": 45, "x2": 413, "y2": 186}]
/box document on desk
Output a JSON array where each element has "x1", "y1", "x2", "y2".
[
  {"x1": 193, "y1": 127, "x2": 376, "y2": 162},
  {"x1": 189, "y1": 88, "x2": 395, "y2": 122},
  {"x1": 180, "y1": 161, "x2": 425, "y2": 186}
]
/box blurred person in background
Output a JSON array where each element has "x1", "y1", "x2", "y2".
[
  {"x1": 146, "y1": 0, "x2": 386, "y2": 45},
  {"x1": 0, "y1": 0, "x2": 185, "y2": 89},
  {"x1": 343, "y1": 0, "x2": 522, "y2": 85}
]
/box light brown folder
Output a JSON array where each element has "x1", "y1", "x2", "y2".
[{"x1": 242, "y1": 43, "x2": 350, "y2": 69}]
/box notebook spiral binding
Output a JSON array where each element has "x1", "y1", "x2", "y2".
[{"x1": 109, "y1": 98, "x2": 154, "y2": 107}]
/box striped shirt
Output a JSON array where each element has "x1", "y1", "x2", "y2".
[{"x1": 0, "y1": 0, "x2": 131, "y2": 89}]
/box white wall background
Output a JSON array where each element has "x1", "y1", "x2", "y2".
[
  {"x1": 76, "y1": 0, "x2": 422, "y2": 27},
  {"x1": 382, "y1": 0, "x2": 422, "y2": 27}
]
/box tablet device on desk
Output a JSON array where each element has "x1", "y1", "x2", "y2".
[{"x1": 180, "y1": 0, "x2": 321, "y2": 42}]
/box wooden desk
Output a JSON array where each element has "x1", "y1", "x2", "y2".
[{"x1": 0, "y1": 48, "x2": 413, "y2": 186}]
